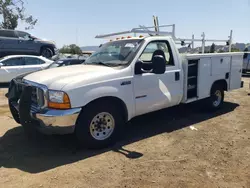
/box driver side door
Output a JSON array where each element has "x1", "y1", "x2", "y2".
[
  {"x1": 133, "y1": 40, "x2": 183, "y2": 116},
  {"x1": 15, "y1": 31, "x2": 37, "y2": 54}
]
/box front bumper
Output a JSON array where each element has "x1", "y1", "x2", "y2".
[
  {"x1": 7, "y1": 78, "x2": 81, "y2": 135},
  {"x1": 34, "y1": 108, "x2": 81, "y2": 134}
]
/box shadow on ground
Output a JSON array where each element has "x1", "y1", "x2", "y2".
[{"x1": 0, "y1": 101, "x2": 239, "y2": 173}]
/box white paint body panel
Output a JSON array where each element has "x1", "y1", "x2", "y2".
[{"x1": 22, "y1": 36, "x2": 244, "y2": 121}]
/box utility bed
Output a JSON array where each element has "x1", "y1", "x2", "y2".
[{"x1": 181, "y1": 53, "x2": 244, "y2": 103}]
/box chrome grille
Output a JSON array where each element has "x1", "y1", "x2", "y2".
[
  {"x1": 31, "y1": 87, "x2": 45, "y2": 110},
  {"x1": 22, "y1": 80, "x2": 48, "y2": 110}
]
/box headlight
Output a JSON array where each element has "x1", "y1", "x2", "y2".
[{"x1": 48, "y1": 90, "x2": 71, "y2": 109}]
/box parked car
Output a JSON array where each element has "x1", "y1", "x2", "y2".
[
  {"x1": 0, "y1": 29, "x2": 58, "y2": 58},
  {"x1": 47, "y1": 58, "x2": 86, "y2": 69},
  {"x1": 0, "y1": 55, "x2": 53, "y2": 83}
]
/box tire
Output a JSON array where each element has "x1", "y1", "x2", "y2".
[
  {"x1": 206, "y1": 84, "x2": 224, "y2": 111},
  {"x1": 40, "y1": 47, "x2": 53, "y2": 59},
  {"x1": 75, "y1": 101, "x2": 124, "y2": 149}
]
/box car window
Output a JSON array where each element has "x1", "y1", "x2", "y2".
[
  {"x1": 0, "y1": 30, "x2": 17, "y2": 38},
  {"x1": 17, "y1": 31, "x2": 30, "y2": 40},
  {"x1": 69, "y1": 60, "x2": 82, "y2": 65},
  {"x1": 1, "y1": 57, "x2": 25, "y2": 66},
  {"x1": 24, "y1": 57, "x2": 45, "y2": 65},
  {"x1": 139, "y1": 41, "x2": 174, "y2": 66}
]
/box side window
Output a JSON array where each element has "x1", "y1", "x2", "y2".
[
  {"x1": 139, "y1": 41, "x2": 174, "y2": 66},
  {"x1": 16, "y1": 31, "x2": 30, "y2": 40},
  {"x1": 70, "y1": 60, "x2": 82, "y2": 65},
  {"x1": 2, "y1": 58, "x2": 25, "y2": 66},
  {"x1": 0, "y1": 30, "x2": 17, "y2": 38},
  {"x1": 24, "y1": 57, "x2": 44, "y2": 65}
]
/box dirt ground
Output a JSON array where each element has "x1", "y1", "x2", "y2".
[{"x1": 0, "y1": 78, "x2": 250, "y2": 188}]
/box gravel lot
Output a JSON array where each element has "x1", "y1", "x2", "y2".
[{"x1": 0, "y1": 77, "x2": 250, "y2": 188}]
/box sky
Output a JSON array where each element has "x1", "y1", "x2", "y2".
[{"x1": 17, "y1": 0, "x2": 250, "y2": 48}]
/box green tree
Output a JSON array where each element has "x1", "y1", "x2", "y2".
[
  {"x1": 0, "y1": 0, "x2": 37, "y2": 30},
  {"x1": 59, "y1": 44, "x2": 82, "y2": 55},
  {"x1": 231, "y1": 48, "x2": 240, "y2": 52},
  {"x1": 210, "y1": 43, "x2": 216, "y2": 53}
]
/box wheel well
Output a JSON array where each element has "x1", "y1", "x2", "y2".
[
  {"x1": 211, "y1": 80, "x2": 228, "y2": 91},
  {"x1": 40, "y1": 45, "x2": 54, "y2": 54},
  {"x1": 85, "y1": 96, "x2": 128, "y2": 122}
]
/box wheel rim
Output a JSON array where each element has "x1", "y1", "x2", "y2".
[
  {"x1": 213, "y1": 90, "x2": 222, "y2": 107},
  {"x1": 89, "y1": 112, "x2": 115, "y2": 140},
  {"x1": 42, "y1": 49, "x2": 52, "y2": 58}
]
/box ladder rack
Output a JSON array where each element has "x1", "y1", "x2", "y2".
[{"x1": 95, "y1": 16, "x2": 233, "y2": 53}]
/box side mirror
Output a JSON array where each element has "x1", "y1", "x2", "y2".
[
  {"x1": 29, "y1": 35, "x2": 35, "y2": 41},
  {"x1": 0, "y1": 63, "x2": 4, "y2": 68},
  {"x1": 134, "y1": 60, "x2": 143, "y2": 74},
  {"x1": 152, "y1": 55, "x2": 166, "y2": 74}
]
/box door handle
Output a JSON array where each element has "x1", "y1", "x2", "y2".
[{"x1": 175, "y1": 72, "x2": 180, "y2": 81}]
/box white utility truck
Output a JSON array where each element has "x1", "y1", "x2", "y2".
[{"x1": 7, "y1": 26, "x2": 244, "y2": 149}]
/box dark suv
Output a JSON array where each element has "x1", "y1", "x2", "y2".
[{"x1": 0, "y1": 29, "x2": 57, "y2": 59}]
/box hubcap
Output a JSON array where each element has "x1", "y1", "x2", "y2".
[
  {"x1": 213, "y1": 90, "x2": 222, "y2": 107},
  {"x1": 90, "y1": 112, "x2": 115, "y2": 140}
]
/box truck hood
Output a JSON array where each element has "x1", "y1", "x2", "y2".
[{"x1": 23, "y1": 65, "x2": 118, "y2": 90}]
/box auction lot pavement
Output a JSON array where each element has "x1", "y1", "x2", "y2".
[{"x1": 0, "y1": 78, "x2": 250, "y2": 188}]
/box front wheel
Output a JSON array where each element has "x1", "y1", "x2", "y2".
[
  {"x1": 206, "y1": 85, "x2": 224, "y2": 111},
  {"x1": 75, "y1": 101, "x2": 124, "y2": 149}
]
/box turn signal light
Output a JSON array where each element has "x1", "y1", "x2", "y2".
[{"x1": 48, "y1": 93, "x2": 71, "y2": 109}]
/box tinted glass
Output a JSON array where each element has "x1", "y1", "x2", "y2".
[
  {"x1": 69, "y1": 60, "x2": 83, "y2": 65},
  {"x1": 24, "y1": 57, "x2": 44, "y2": 65},
  {"x1": 0, "y1": 30, "x2": 17, "y2": 38},
  {"x1": 2, "y1": 58, "x2": 25, "y2": 66},
  {"x1": 17, "y1": 31, "x2": 30, "y2": 40}
]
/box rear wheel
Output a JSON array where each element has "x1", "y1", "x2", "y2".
[
  {"x1": 206, "y1": 84, "x2": 224, "y2": 110},
  {"x1": 41, "y1": 47, "x2": 53, "y2": 59},
  {"x1": 75, "y1": 101, "x2": 124, "y2": 149}
]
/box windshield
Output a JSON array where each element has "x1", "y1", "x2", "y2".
[{"x1": 84, "y1": 39, "x2": 143, "y2": 66}]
